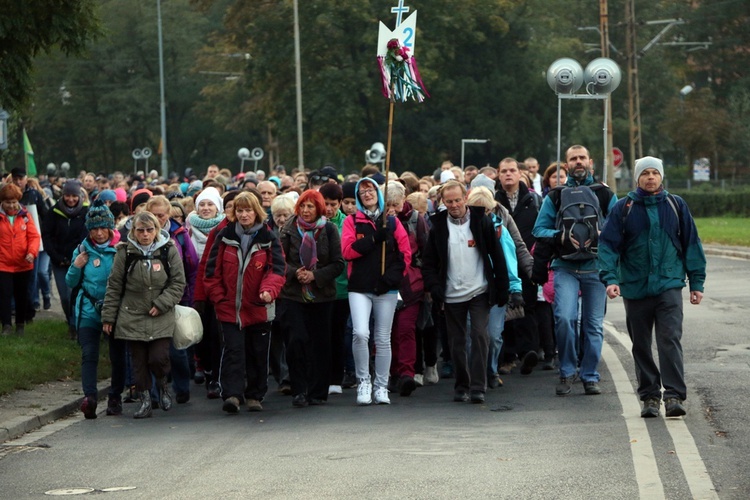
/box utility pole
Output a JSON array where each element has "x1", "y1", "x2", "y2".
[
  {"x1": 599, "y1": 0, "x2": 616, "y2": 191},
  {"x1": 625, "y1": 0, "x2": 642, "y2": 174}
]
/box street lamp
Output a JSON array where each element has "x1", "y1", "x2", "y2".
[
  {"x1": 238, "y1": 147, "x2": 265, "y2": 173},
  {"x1": 460, "y1": 139, "x2": 490, "y2": 169},
  {"x1": 238, "y1": 148, "x2": 250, "y2": 173},
  {"x1": 547, "y1": 57, "x2": 622, "y2": 184}
]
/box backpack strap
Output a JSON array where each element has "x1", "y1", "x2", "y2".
[{"x1": 120, "y1": 244, "x2": 172, "y2": 297}]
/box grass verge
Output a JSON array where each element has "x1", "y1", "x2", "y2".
[
  {"x1": 0, "y1": 320, "x2": 109, "y2": 396},
  {"x1": 694, "y1": 218, "x2": 750, "y2": 247}
]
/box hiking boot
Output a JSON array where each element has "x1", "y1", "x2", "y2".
[
  {"x1": 520, "y1": 351, "x2": 538, "y2": 375},
  {"x1": 453, "y1": 391, "x2": 469, "y2": 403},
  {"x1": 133, "y1": 391, "x2": 153, "y2": 419},
  {"x1": 583, "y1": 381, "x2": 602, "y2": 395},
  {"x1": 398, "y1": 375, "x2": 417, "y2": 397},
  {"x1": 292, "y1": 394, "x2": 309, "y2": 408},
  {"x1": 440, "y1": 361, "x2": 454, "y2": 379},
  {"x1": 357, "y1": 378, "x2": 372, "y2": 405},
  {"x1": 80, "y1": 396, "x2": 98, "y2": 420},
  {"x1": 43, "y1": 296, "x2": 51, "y2": 310},
  {"x1": 106, "y1": 395, "x2": 123, "y2": 416},
  {"x1": 157, "y1": 377, "x2": 173, "y2": 411},
  {"x1": 556, "y1": 377, "x2": 573, "y2": 396},
  {"x1": 641, "y1": 398, "x2": 661, "y2": 418},
  {"x1": 247, "y1": 399, "x2": 263, "y2": 412},
  {"x1": 222, "y1": 396, "x2": 240, "y2": 414},
  {"x1": 373, "y1": 386, "x2": 391, "y2": 405},
  {"x1": 665, "y1": 398, "x2": 686, "y2": 417},
  {"x1": 424, "y1": 365, "x2": 439, "y2": 385}
]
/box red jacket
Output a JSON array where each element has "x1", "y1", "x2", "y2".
[
  {"x1": 203, "y1": 222, "x2": 286, "y2": 328},
  {"x1": 0, "y1": 208, "x2": 41, "y2": 273}
]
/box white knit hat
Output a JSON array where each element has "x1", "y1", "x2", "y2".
[{"x1": 195, "y1": 186, "x2": 224, "y2": 214}]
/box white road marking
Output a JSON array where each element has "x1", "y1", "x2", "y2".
[
  {"x1": 604, "y1": 322, "x2": 719, "y2": 499},
  {"x1": 601, "y1": 336, "x2": 665, "y2": 499}
]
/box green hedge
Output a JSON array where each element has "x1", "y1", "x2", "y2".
[{"x1": 668, "y1": 191, "x2": 750, "y2": 217}]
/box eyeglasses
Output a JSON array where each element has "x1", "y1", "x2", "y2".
[
  {"x1": 310, "y1": 175, "x2": 329, "y2": 183},
  {"x1": 135, "y1": 227, "x2": 156, "y2": 233},
  {"x1": 359, "y1": 188, "x2": 377, "y2": 195}
]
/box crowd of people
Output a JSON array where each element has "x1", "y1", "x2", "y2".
[{"x1": 0, "y1": 146, "x2": 706, "y2": 420}]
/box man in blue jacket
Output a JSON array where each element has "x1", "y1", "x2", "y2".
[
  {"x1": 598, "y1": 156, "x2": 706, "y2": 418},
  {"x1": 532, "y1": 145, "x2": 617, "y2": 396}
]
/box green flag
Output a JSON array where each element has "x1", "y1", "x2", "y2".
[{"x1": 23, "y1": 128, "x2": 37, "y2": 176}]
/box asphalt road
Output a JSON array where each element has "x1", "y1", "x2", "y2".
[{"x1": 0, "y1": 254, "x2": 748, "y2": 499}]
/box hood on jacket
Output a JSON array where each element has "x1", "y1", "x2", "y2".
[
  {"x1": 127, "y1": 228, "x2": 172, "y2": 255},
  {"x1": 354, "y1": 177, "x2": 384, "y2": 214}
]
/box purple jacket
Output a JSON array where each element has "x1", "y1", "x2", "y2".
[{"x1": 169, "y1": 219, "x2": 199, "y2": 306}]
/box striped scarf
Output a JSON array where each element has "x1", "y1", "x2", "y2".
[{"x1": 296, "y1": 215, "x2": 327, "y2": 302}]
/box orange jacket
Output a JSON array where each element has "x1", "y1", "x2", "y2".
[{"x1": 0, "y1": 207, "x2": 41, "y2": 273}]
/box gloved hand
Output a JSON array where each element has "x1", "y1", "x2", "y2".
[
  {"x1": 374, "y1": 279, "x2": 390, "y2": 296},
  {"x1": 193, "y1": 300, "x2": 206, "y2": 314},
  {"x1": 531, "y1": 269, "x2": 548, "y2": 286},
  {"x1": 507, "y1": 292, "x2": 525, "y2": 309},
  {"x1": 373, "y1": 226, "x2": 388, "y2": 243},
  {"x1": 429, "y1": 285, "x2": 445, "y2": 305}
]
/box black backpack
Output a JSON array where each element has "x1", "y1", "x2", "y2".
[
  {"x1": 117, "y1": 244, "x2": 172, "y2": 296},
  {"x1": 553, "y1": 185, "x2": 606, "y2": 261}
]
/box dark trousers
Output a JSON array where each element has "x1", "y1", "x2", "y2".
[
  {"x1": 329, "y1": 298, "x2": 350, "y2": 385},
  {"x1": 269, "y1": 299, "x2": 289, "y2": 385},
  {"x1": 284, "y1": 301, "x2": 333, "y2": 400},
  {"x1": 536, "y1": 301, "x2": 556, "y2": 361},
  {"x1": 129, "y1": 338, "x2": 171, "y2": 392},
  {"x1": 415, "y1": 300, "x2": 438, "y2": 373},
  {"x1": 0, "y1": 270, "x2": 31, "y2": 327},
  {"x1": 219, "y1": 321, "x2": 271, "y2": 402},
  {"x1": 391, "y1": 302, "x2": 420, "y2": 378},
  {"x1": 624, "y1": 288, "x2": 686, "y2": 401},
  {"x1": 51, "y1": 264, "x2": 73, "y2": 326},
  {"x1": 501, "y1": 279, "x2": 539, "y2": 361},
  {"x1": 196, "y1": 303, "x2": 221, "y2": 383},
  {"x1": 79, "y1": 326, "x2": 126, "y2": 399},
  {"x1": 443, "y1": 294, "x2": 490, "y2": 393}
]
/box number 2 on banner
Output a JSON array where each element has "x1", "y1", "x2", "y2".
[{"x1": 402, "y1": 27, "x2": 414, "y2": 48}]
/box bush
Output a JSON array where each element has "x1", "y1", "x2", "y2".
[{"x1": 669, "y1": 190, "x2": 750, "y2": 217}]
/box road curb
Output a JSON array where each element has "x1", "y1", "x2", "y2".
[
  {"x1": 703, "y1": 247, "x2": 750, "y2": 260},
  {"x1": 0, "y1": 384, "x2": 111, "y2": 444}
]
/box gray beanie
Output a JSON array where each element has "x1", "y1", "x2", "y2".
[
  {"x1": 470, "y1": 173, "x2": 496, "y2": 194},
  {"x1": 634, "y1": 156, "x2": 664, "y2": 181}
]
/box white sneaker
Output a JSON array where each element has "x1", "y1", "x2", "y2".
[
  {"x1": 414, "y1": 374, "x2": 424, "y2": 387},
  {"x1": 424, "y1": 365, "x2": 439, "y2": 385},
  {"x1": 328, "y1": 385, "x2": 343, "y2": 395},
  {"x1": 373, "y1": 386, "x2": 391, "y2": 405},
  {"x1": 356, "y1": 379, "x2": 372, "y2": 405}
]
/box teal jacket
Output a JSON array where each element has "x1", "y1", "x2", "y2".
[
  {"x1": 532, "y1": 174, "x2": 617, "y2": 272},
  {"x1": 329, "y1": 209, "x2": 349, "y2": 300},
  {"x1": 65, "y1": 236, "x2": 118, "y2": 330},
  {"x1": 598, "y1": 189, "x2": 706, "y2": 299}
]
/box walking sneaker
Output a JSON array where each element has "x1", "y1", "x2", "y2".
[
  {"x1": 414, "y1": 374, "x2": 424, "y2": 387},
  {"x1": 222, "y1": 396, "x2": 240, "y2": 414},
  {"x1": 440, "y1": 361, "x2": 454, "y2": 379},
  {"x1": 80, "y1": 396, "x2": 98, "y2": 419},
  {"x1": 373, "y1": 386, "x2": 391, "y2": 405},
  {"x1": 665, "y1": 398, "x2": 687, "y2": 417},
  {"x1": 292, "y1": 394, "x2": 308, "y2": 408},
  {"x1": 278, "y1": 382, "x2": 292, "y2": 395},
  {"x1": 498, "y1": 361, "x2": 515, "y2": 375},
  {"x1": 356, "y1": 378, "x2": 372, "y2": 405},
  {"x1": 542, "y1": 357, "x2": 556, "y2": 371},
  {"x1": 193, "y1": 369, "x2": 205, "y2": 385},
  {"x1": 43, "y1": 296, "x2": 51, "y2": 310},
  {"x1": 106, "y1": 396, "x2": 123, "y2": 416},
  {"x1": 206, "y1": 381, "x2": 221, "y2": 399},
  {"x1": 328, "y1": 385, "x2": 343, "y2": 395},
  {"x1": 583, "y1": 381, "x2": 602, "y2": 395},
  {"x1": 424, "y1": 365, "x2": 439, "y2": 385},
  {"x1": 246, "y1": 399, "x2": 263, "y2": 412},
  {"x1": 640, "y1": 398, "x2": 661, "y2": 418},
  {"x1": 556, "y1": 377, "x2": 573, "y2": 396}
]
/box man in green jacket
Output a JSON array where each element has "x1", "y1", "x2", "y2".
[{"x1": 598, "y1": 156, "x2": 706, "y2": 419}]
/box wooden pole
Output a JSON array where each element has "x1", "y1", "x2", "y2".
[{"x1": 381, "y1": 91, "x2": 395, "y2": 275}]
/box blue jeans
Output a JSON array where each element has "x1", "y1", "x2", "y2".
[
  {"x1": 51, "y1": 264, "x2": 73, "y2": 326},
  {"x1": 78, "y1": 326, "x2": 127, "y2": 399},
  {"x1": 553, "y1": 268, "x2": 606, "y2": 382},
  {"x1": 487, "y1": 305, "x2": 507, "y2": 375},
  {"x1": 37, "y1": 251, "x2": 51, "y2": 303}
]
